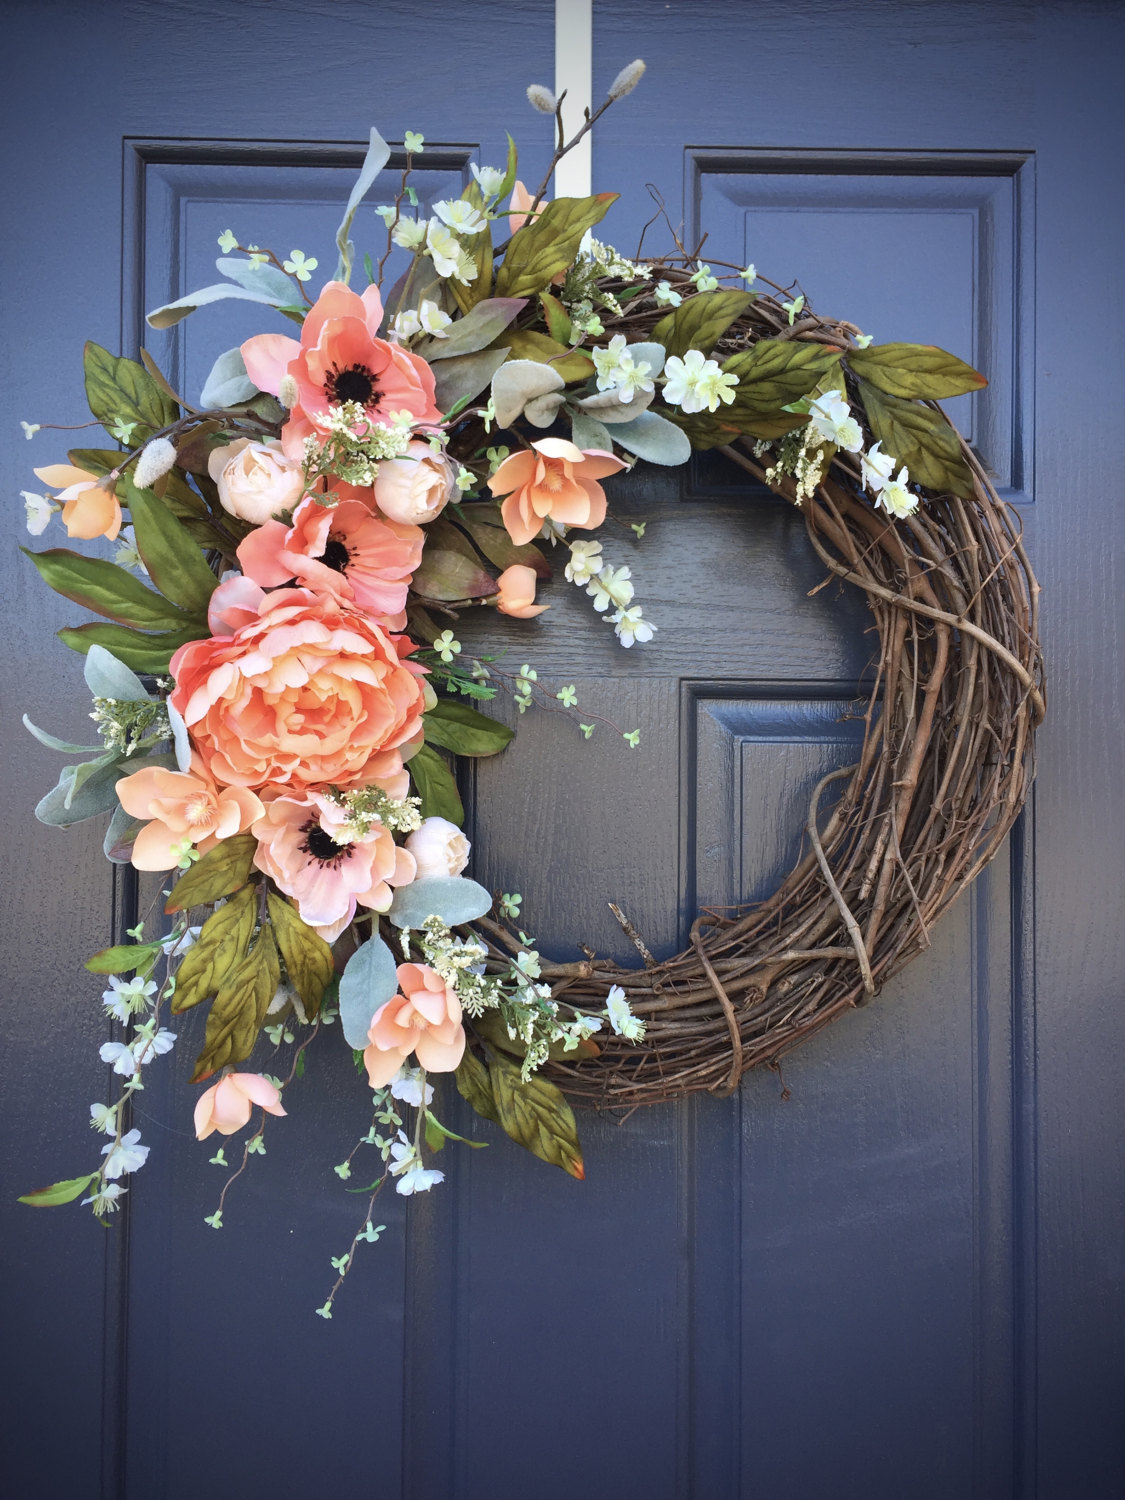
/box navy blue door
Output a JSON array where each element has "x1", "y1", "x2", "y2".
[{"x1": 2, "y1": 4, "x2": 1123, "y2": 1497}]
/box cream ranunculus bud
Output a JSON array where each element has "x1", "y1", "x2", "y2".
[
  {"x1": 372, "y1": 441, "x2": 457, "y2": 525},
  {"x1": 207, "y1": 438, "x2": 306, "y2": 525},
  {"x1": 405, "y1": 817, "x2": 470, "y2": 880}
]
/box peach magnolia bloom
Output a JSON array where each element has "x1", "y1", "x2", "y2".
[
  {"x1": 115, "y1": 758, "x2": 263, "y2": 870},
  {"x1": 169, "y1": 583, "x2": 427, "y2": 792},
  {"x1": 508, "y1": 180, "x2": 546, "y2": 236},
  {"x1": 207, "y1": 438, "x2": 306, "y2": 525},
  {"x1": 194, "y1": 1073, "x2": 286, "y2": 1140},
  {"x1": 364, "y1": 962, "x2": 466, "y2": 1088},
  {"x1": 487, "y1": 438, "x2": 626, "y2": 547},
  {"x1": 495, "y1": 563, "x2": 549, "y2": 618},
  {"x1": 237, "y1": 493, "x2": 424, "y2": 628},
  {"x1": 252, "y1": 788, "x2": 416, "y2": 942},
  {"x1": 33, "y1": 463, "x2": 122, "y2": 542},
  {"x1": 241, "y1": 280, "x2": 441, "y2": 460}
]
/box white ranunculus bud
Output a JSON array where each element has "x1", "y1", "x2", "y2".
[
  {"x1": 607, "y1": 58, "x2": 646, "y2": 100},
  {"x1": 133, "y1": 437, "x2": 178, "y2": 490},
  {"x1": 207, "y1": 437, "x2": 306, "y2": 525},
  {"x1": 372, "y1": 440, "x2": 457, "y2": 525},
  {"x1": 526, "y1": 84, "x2": 558, "y2": 114},
  {"x1": 404, "y1": 817, "x2": 470, "y2": 881}
]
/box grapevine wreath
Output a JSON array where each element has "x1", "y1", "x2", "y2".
[{"x1": 18, "y1": 64, "x2": 1043, "y2": 1311}]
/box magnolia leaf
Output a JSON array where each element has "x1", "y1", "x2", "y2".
[
  {"x1": 191, "y1": 923, "x2": 280, "y2": 1081},
  {"x1": 266, "y1": 892, "x2": 334, "y2": 1019},
  {"x1": 146, "y1": 282, "x2": 284, "y2": 332},
  {"x1": 652, "y1": 290, "x2": 753, "y2": 359},
  {"x1": 432, "y1": 347, "x2": 511, "y2": 415},
  {"x1": 122, "y1": 475, "x2": 219, "y2": 616},
  {"x1": 856, "y1": 380, "x2": 975, "y2": 498},
  {"x1": 499, "y1": 329, "x2": 594, "y2": 384},
  {"x1": 453, "y1": 503, "x2": 551, "y2": 578},
  {"x1": 85, "y1": 941, "x2": 162, "y2": 974},
  {"x1": 419, "y1": 297, "x2": 527, "y2": 360},
  {"x1": 495, "y1": 193, "x2": 618, "y2": 298},
  {"x1": 21, "y1": 714, "x2": 102, "y2": 755},
  {"x1": 450, "y1": 181, "x2": 494, "y2": 312},
  {"x1": 21, "y1": 547, "x2": 195, "y2": 632},
  {"x1": 334, "y1": 125, "x2": 392, "y2": 283},
  {"x1": 338, "y1": 935, "x2": 400, "y2": 1048},
  {"x1": 610, "y1": 409, "x2": 692, "y2": 465},
  {"x1": 170, "y1": 884, "x2": 257, "y2": 1014},
  {"x1": 84, "y1": 341, "x2": 178, "y2": 438},
  {"x1": 737, "y1": 410, "x2": 811, "y2": 441},
  {"x1": 85, "y1": 644, "x2": 149, "y2": 703},
  {"x1": 423, "y1": 698, "x2": 515, "y2": 757},
  {"x1": 848, "y1": 342, "x2": 987, "y2": 400},
  {"x1": 455, "y1": 1048, "x2": 501, "y2": 1124},
  {"x1": 18, "y1": 1174, "x2": 99, "y2": 1208},
  {"x1": 57, "y1": 621, "x2": 204, "y2": 674},
  {"x1": 411, "y1": 548, "x2": 497, "y2": 602},
  {"x1": 104, "y1": 803, "x2": 145, "y2": 863},
  {"x1": 409, "y1": 743, "x2": 464, "y2": 824},
  {"x1": 215, "y1": 255, "x2": 295, "y2": 303},
  {"x1": 491, "y1": 358, "x2": 566, "y2": 427},
  {"x1": 487, "y1": 1048, "x2": 585, "y2": 1179},
  {"x1": 721, "y1": 341, "x2": 841, "y2": 416},
  {"x1": 573, "y1": 385, "x2": 655, "y2": 424},
  {"x1": 539, "y1": 290, "x2": 573, "y2": 343},
  {"x1": 164, "y1": 833, "x2": 257, "y2": 913},
  {"x1": 568, "y1": 410, "x2": 615, "y2": 453},
  {"x1": 387, "y1": 875, "x2": 493, "y2": 929},
  {"x1": 199, "y1": 346, "x2": 258, "y2": 408},
  {"x1": 65, "y1": 448, "x2": 128, "y2": 478}
]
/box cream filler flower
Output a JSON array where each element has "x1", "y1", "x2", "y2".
[
  {"x1": 426, "y1": 219, "x2": 477, "y2": 284},
  {"x1": 564, "y1": 539, "x2": 604, "y2": 586},
  {"x1": 592, "y1": 334, "x2": 654, "y2": 401},
  {"x1": 807, "y1": 390, "x2": 864, "y2": 453},
  {"x1": 662, "y1": 349, "x2": 739, "y2": 414},
  {"x1": 433, "y1": 199, "x2": 488, "y2": 235}
]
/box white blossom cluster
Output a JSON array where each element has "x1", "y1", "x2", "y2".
[{"x1": 564, "y1": 540, "x2": 656, "y2": 648}]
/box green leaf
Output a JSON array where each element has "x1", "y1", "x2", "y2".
[
  {"x1": 191, "y1": 923, "x2": 280, "y2": 1081},
  {"x1": 84, "y1": 341, "x2": 177, "y2": 439},
  {"x1": 338, "y1": 936, "x2": 400, "y2": 1048},
  {"x1": 420, "y1": 297, "x2": 526, "y2": 360},
  {"x1": 539, "y1": 290, "x2": 573, "y2": 344},
  {"x1": 266, "y1": 892, "x2": 335, "y2": 1019},
  {"x1": 170, "y1": 884, "x2": 257, "y2": 1014},
  {"x1": 486, "y1": 1049, "x2": 585, "y2": 1178},
  {"x1": 57, "y1": 621, "x2": 205, "y2": 674},
  {"x1": 856, "y1": 380, "x2": 975, "y2": 498},
  {"x1": 847, "y1": 342, "x2": 987, "y2": 400},
  {"x1": 651, "y1": 289, "x2": 754, "y2": 359},
  {"x1": 21, "y1": 547, "x2": 195, "y2": 631},
  {"x1": 122, "y1": 475, "x2": 219, "y2": 615},
  {"x1": 387, "y1": 875, "x2": 492, "y2": 929},
  {"x1": 495, "y1": 193, "x2": 618, "y2": 298},
  {"x1": 65, "y1": 448, "x2": 127, "y2": 478},
  {"x1": 498, "y1": 328, "x2": 594, "y2": 384},
  {"x1": 495, "y1": 132, "x2": 519, "y2": 202},
  {"x1": 721, "y1": 340, "x2": 842, "y2": 416},
  {"x1": 85, "y1": 942, "x2": 161, "y2": 974},
  {"x1": 164, "y1": 833, "x2": 257, "y2": 913},
  {"x1": 423, "y1": 1110, "x2": 488, "y2": 1148},
  {"x1": 455, "y1": 1048, "x2": 500, "y2": 1124},
  {"x1": 18, "y1": 1173, "x2": 98, "y2": 1208},
  {"x1": 454, "y1": 503, "x2": 550, "y2": 578},
  {"x1": 424, "y1": 698, "x2": 514, "y2": 757},
  {"x1": 408, "y1": 744, "x2": 464, "y2": 824}
]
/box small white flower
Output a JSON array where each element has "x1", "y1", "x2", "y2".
[
  {"x1": 807, "y1": 391, "x2": 864, "y2": 454},
  {"x1": 434, "y1": 629, "x2": 461, "y2": 664},
  {"x1": 689, "y1": 263, "x2": 719, "y2": 293},
  {"x1": 564, "y1": 540, "x2": 604, "y2": 586},
  {"x1": 82, "y1": 1182, "x2": 126, "y2": 1213},
  {"x1": 526, "y1": 84, "x2": 557, "y2": 113},
  {"x1": 161, "y1": 925, "x2": 201, "y2": 957},
  {"x1": 20, "y1": 421, "x2": 41, "y2": 440},
  {"x1": 592, "y1": 334, "x2": 653, "y2": 401},
  {"x1": 427, "y1": 220, "x2": 475, "y2": 283},
  {"x1": 282, "y1": 249, "x2": 318, "y2": 282},
  {"x1": 22, "y1": 491, "x2": 53, "y2": 535},
  {"x1": 389, "y1": 1065, "x2": 434, "y2": 1110},
  {"x1": 390, "y1": 216, "x2": 427, "y2": 251},
  {"x1": 392, "y1": 308, "x2": 422, "y2": 340},
  {"x1": 89, "y1": 1103, "x2": 118, "y2": 1136},
  {"x1": 854, "y1": 332, "x2": 874, "y2": 349},
  {"x1": 662, "y1": 349, "x2": 738, "y2": 414},
  {"x1": 860, "y1": 440, "x2": 896, "y2": 494},
  {"x1": 653, "y1": 280, "x2": 682, "y2": 307},
  {"x1": 433, "y1": 199, "x2": 487, "y2": 236},
  {"x1": 395, "y1": 1164, "x2": 445, "y2": 1196},
  {"x1": 740, "y1": 263, "x2": 757, "y2": 285},
  {"x1": 418, "y1": 299, "x2": 452, "y2": 337},
  {"x1": 605, "y1": 984, "x2": 645, "y2": 1041},
  {"x1": 100, "y1": 1041, "x2": 138, "y2": 1077},
  {"x1": 403, "y1": 130, "x2": 424, "y2": 154},
  {"x1": 101, "y1": 1128, "x2": 150, "y2": 1179},
  {"x1": 133, "y1": 437, "x2": 178, "y2": 490},
  {"x1": 470, "y1": 163, "x2": 506, "y2": 198},
  {"x1": 611, "y1": 605, "x2": 656, "y2": 648},
  {"x1": 102, "y1": 974, "x2": 157, "y2": 1023},
  {"x1": 135, "y1": 1027, "x2": 176, "y2": 1060},
  {"x1": 876, "y1": 468, "x2": 918, "y2": 519},
  {"x1": 113, "y1": 533, "x2": 148, "y2": 575},
  {"x1": 587, "y1": 564, "x2": 634, "y2": 613},
  {"x1": 217, "y1": 229, "x2": 238, "y2": 253},
  {"x1": 607, "y1": 58, "x2": 646, "y2": 100}
]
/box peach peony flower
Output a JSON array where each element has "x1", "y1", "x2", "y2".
[
  {"x1": 495, "y1": 563, "x2": 549, "y2": 618},
  {"x1": 363, "y1": 962, "x2": 466, "y2": 1087},
  {"x1": 252, "y1": 788, "x2": 416, "y2": 942},
  {"x1": 207, "y1": 438, "x2": 307, "y2": 525},
  {"x1": 169, "y1": 584, "x2": 427, "y2": 792},
  {"x1": 194, "y1": 1073, "x2": 286, "y2": 1140},
  {"x1": 241, "y1": 281, "x2": 441, "y2": 461},
  {"x1": 33, "y1": 463, "x2": 122, "y2": 542},
  {"x1": 487, "y1": 438, "x2": 626, "y2": 546},
  {"x1": 115, "y1": 759, "x2": 263, "y2": 870},
  {"x1": 237, "y1": 492, "x2": 424, "y2": 629},
  {"x1": 404, "y1": 816, "x2": 470, "y2": 880},
  {"x1": 371, "y1": 440, "x2": 458, "y2": 525}
]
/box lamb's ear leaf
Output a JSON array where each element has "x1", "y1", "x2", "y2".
[
  {"x1": 334, "y1": 125, "x2": 391, "y2": 284},
  {"x1": 338, "y1": 936, "x2": 400, "y2": 1049}
]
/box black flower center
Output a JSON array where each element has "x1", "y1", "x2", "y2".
[
  {"x1": 302, "y1": 822, "x2": 350, "y2": 865},
  {"x1": 322, "y1": 536, "x2": 351, "y2": 574},
  {"x1": 327, "y1": 363, "x2": 378, "y2": 407}
]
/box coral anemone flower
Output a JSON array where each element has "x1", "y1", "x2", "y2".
[
  {"x1": 495, "y1": 563, "x2": 549, "y2": 618},
  {"x1": 194, "y1": 1073, "x2": 286, "y2": 1140},
  {"x1": 33, "y1": 463, "x2": 122, "y2": 542},
  {"x1": 241, "y1": 280, "x2": 441, "y2": 460},
  {"x1": 237, "y1": 493, "x2": 424, "y2": 629},
  {"x1": 363, "y1": 963, "x2": 466, "y2": 1087},
  {"x1": 115, "y1": 760, "x2": 263, "y2": 871},
  {"x1": 487, "y1": 438, "x2": 626, "y2": 546}
]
